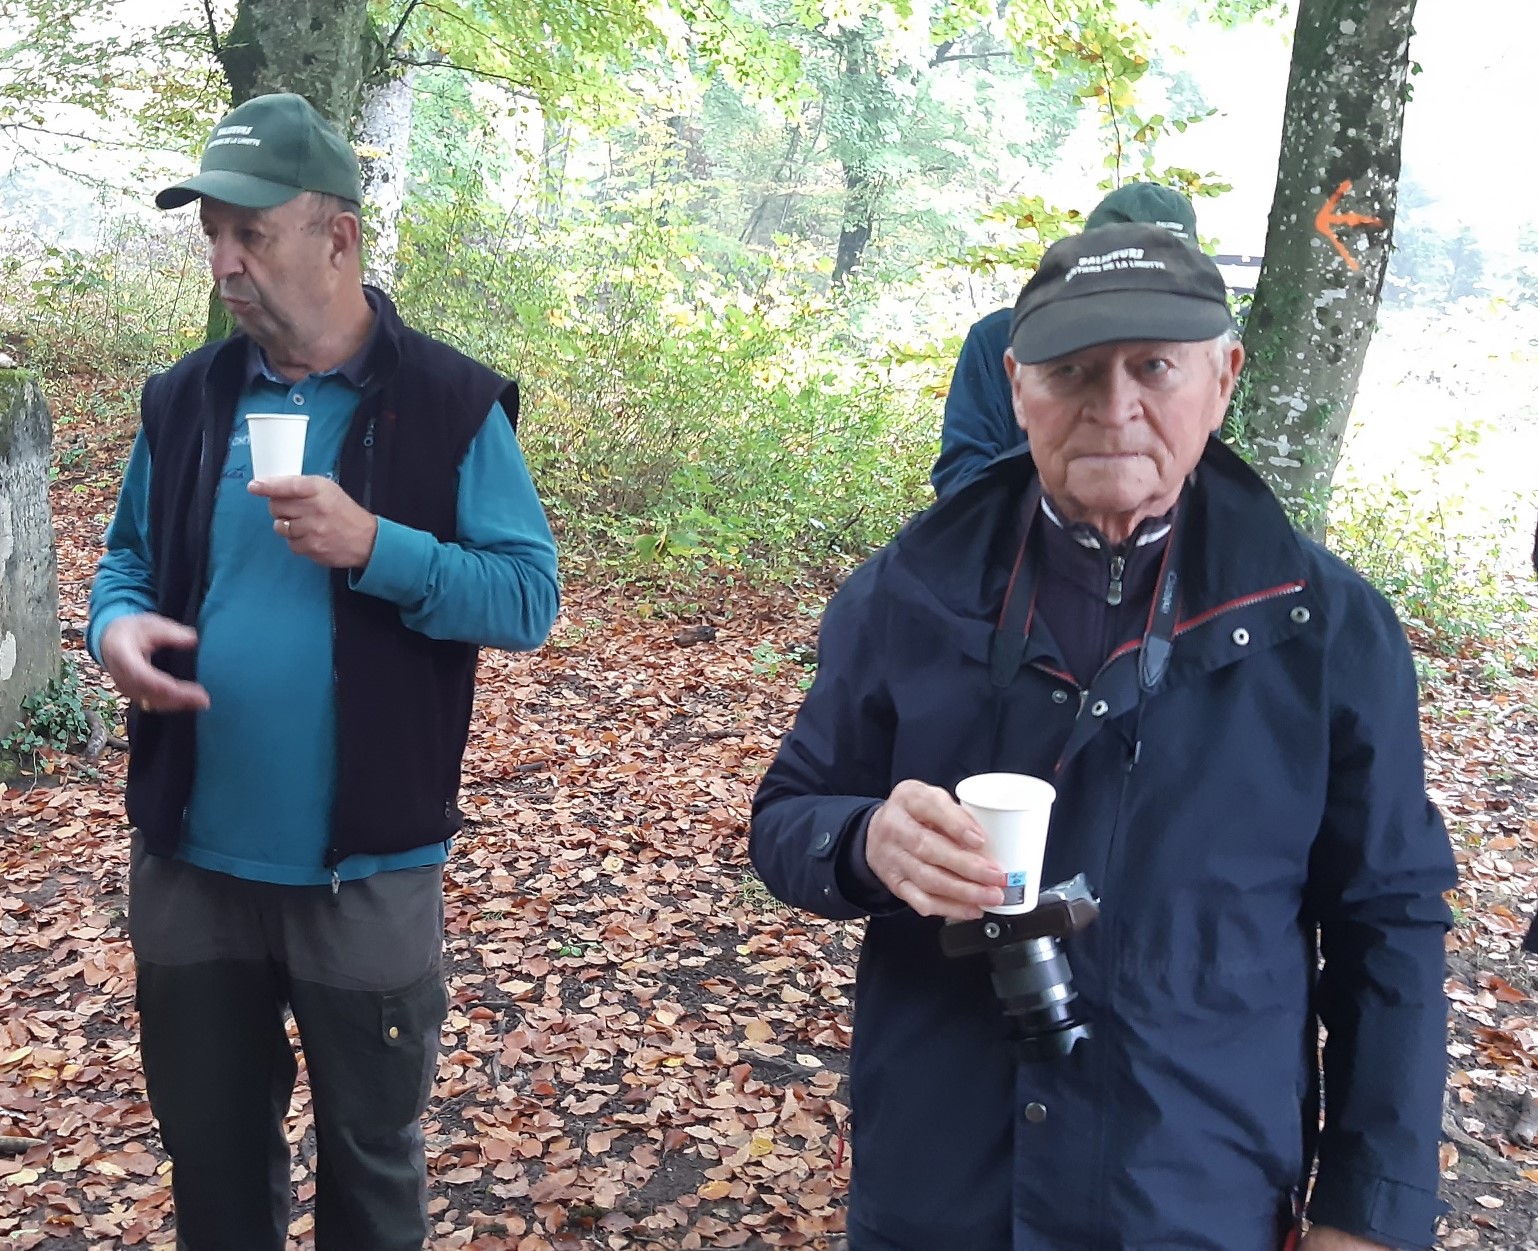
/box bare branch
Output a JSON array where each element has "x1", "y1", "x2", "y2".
[
  {"x1": 200, "y1": 0, "x2": 221, "y2": 55},
  {"x1": 383, "y1": 0, "x2": 424, "y2": 63},
  {"x1": 0, "y1": 121, "x2": 156, "y2": 150},
  {"x1": 930, "y1": 50, "x2": 1015, "y2": 66},
  {"x1": 393, "y1": 55, "x2": 536, "y2": 98}
]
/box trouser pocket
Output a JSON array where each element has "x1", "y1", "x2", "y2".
[{"x1": 293, "y1": 966, "x2": 447, "y2": 1141}]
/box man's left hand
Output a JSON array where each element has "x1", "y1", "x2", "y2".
[
  {"x1": 1298, "y1": 1227, "x2": 1392, "y2": 1251},
  {"x1": 249, "y1": 475, "x2": 378, "y2": 569}
]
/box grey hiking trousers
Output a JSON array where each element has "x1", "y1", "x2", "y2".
[{"x1": 128, "y1": 838, "x2": 448, "y2": 1251}]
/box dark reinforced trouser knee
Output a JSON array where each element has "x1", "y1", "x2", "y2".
[{"x1": 129, "y1": 840, "x2": 447, "y2": 1251}]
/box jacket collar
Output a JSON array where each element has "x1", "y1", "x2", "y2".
[{"x1": 891, "y1": 437, "x2": 1311, "y2": 629}]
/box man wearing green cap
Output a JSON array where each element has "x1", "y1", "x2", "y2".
[
  {"x1": 931, "y1": 182, "x2": 1202, "y2": 497},
  {"x1": 89, "y1": 94, "x2": 559, "y2": 1249}
]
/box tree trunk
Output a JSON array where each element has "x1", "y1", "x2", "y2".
[
  {"x1": 204, "y1": 0, "x2": 374, "y2": 343},
  {"x1": 219, "y1": 0, "x2": 372, "y2": 125},
  {"x1": 832, "y1": 173, "x2": 875, "y2": 286},
  {"x1": 357, "y1": 67, "x2": 417, "y2": 290},
  {"x1": 1237, "y1": 0, "x2": 1415, "y2": 535},
  {"x1": 829, "y1": 26, "x2": 886, "y2": 287},
  {"x1": 540, "y1": 113, "x2": 570, "y2": 228},
  {"x1": 0, "y1": 371, "x2": 60, "y2": 739}
]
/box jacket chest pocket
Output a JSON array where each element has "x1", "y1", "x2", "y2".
[{"x1": 888, "y1": 662, "x2": 1075, "y2": 789}]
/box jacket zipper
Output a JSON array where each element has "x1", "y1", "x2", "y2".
[
  {"x1": 1105, "y1": 554, "x2": 1124, "y2": 607},
  {"x1": 1172, "y1": 580, "x2": 1306, "y2": 637}
]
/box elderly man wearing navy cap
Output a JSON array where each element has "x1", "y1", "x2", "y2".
[
  {"x1": 932, "y1": 182, "x2": 1204, "y2": 498},
  {"x1": 752, "y1": 223, "x2": 1454, "y2": 1251},
  {"x1": 90, "y1": 94, "x2": 559, "y2": 1249}
]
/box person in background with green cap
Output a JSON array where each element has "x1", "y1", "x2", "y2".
[
  {"x1": 931, "y1": 182, "x2": 1203, "y2": 497},
  {"x1": 88, "y1": 93, "x2": 559, "y2": 1250}
]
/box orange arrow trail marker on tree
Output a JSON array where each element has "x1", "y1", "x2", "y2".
[{"x1": 1315, "y1": 180, "x2": 1383, "y2": 271}]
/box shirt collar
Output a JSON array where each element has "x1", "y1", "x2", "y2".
[
  {"x1": 1039, "y1": 494, "x2": 1174, "y2": 552},
  {"x1": 243, "y1": 288, "x2": 380, "y2": 390}
]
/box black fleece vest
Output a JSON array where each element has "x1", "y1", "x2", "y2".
[{"x1": 126, "y1": 288, "x2": 518, "y2": 864}]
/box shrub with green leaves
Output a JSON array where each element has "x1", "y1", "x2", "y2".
[
  {"x1": 2, "y1": 657, "x2": 116, "y2": 767},
  {"x1": 394, "y1": 191, "x2": 938, "y2": 576},
  {"x1": 1327, "y1": 421, "x2": 1538, "y2": 664},
  {"x1": 0, "y1": 217, "x2": 206, "y2": 374}
]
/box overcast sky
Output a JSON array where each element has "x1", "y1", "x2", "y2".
[{"x1": 1132, "y1": 0, "x2": 1530, "y2": 258}]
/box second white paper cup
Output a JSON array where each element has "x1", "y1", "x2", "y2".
[
  {"x1": 955, "y1": 772, "x2": 1056, "y2": 915},
  {"x1": 246, "y1": 412, "x2": 309, "y2": 481}
]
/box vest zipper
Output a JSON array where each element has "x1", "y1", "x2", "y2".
[
  {"x1": 324, "y1": 414, "x2": 380, "y2": 877},
  {"x1": 325, "y1": 600, "x2": 342, "y2": 879},
  {"x1": 1106, "y1": 555, "x2": 1125, "y2": 607},
  {"x1": 361, "y1": 417, "x2": 377, "y2": 510}
]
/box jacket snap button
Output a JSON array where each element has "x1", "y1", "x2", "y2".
[
  {"x1": 814, "y1": 831, "x2": 832, "y2": 851},
  {"x1": 1290, "y1": 607, "x2": 1310, "y2": 624},
  {"x1": 292, "y1": 393, "x2": 305, "y2": 406},
  {"x1": 1024, "y1": 1102, "x2": 1048, "y2": 1123},
  {"x1": 1231, "y1": 628, "x2": 1250, "y2": 646},
  {"x1": 1090, "y1": 700, "x2": 1109, "y2": 717},
  {"x1": 1051, "y1": 690, "x2": 1069, "y2": 705},
  {"x1": 388, "y1": 1026, "x2": 400, "y2": 1040}
]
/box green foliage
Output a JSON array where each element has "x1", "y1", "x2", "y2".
[
  {"x1": 955, "y1": 193, "x2": 1085, "y2": 275},
  {"x1": 1327, "y1": 422, "x2": 1538, "y2": 662},
  {"x1": 658, "y1": 0, "x2": 1090, "y2": 286},
  {"x1": 751, "y1": 639, "x2": 817, "y2": 687},
  {"x1": 387, "y1": 0, "x2": 802, "y2": 122},
  {"x1": 1163, "y1": 0, "x2": 1290, "y2": 26},
  {"x1": 0, "y1": 0, "x2": 225, "y2": 161},
  {"x1": 0, "y1": 211, "x2": 207, "y2": 373},
  {"x1": 1, "y1": 657, "x2": 115, "y2": 769},
  {"x1": 394, "y1": 187, "x2": 934, "y2": 576},
  {"x1": 405, "y1": 65, "x2": 515, "y2": 208},
  {"x1": 1514, "y1": 225, "x2": 1538, "y2": 308},
  {"x1": 1001, "y1": 0, "x2": 1214, "y2": 185},
  {"x1": 954, "y1": 0, "x2": 1242, "y2": 278}
]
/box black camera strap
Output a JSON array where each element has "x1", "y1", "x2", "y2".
[
  {"x1": 989, "y1": 481, "x2": 1043, "y2": 688},
  {"x1": 1137, "y1": 513, "x2": 1181, "y2": 693},
  {"x1": 990, "y1": 484, "x2": 1183, "y2": 696}
]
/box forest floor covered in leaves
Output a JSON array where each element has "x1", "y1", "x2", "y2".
[{"x1": 4, "y1": 372, "x2": 1538, "y2": 1249}]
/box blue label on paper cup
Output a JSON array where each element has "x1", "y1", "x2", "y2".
[{"x1": 1002, "y1": 870, "x2": 1028, "y2": 907}]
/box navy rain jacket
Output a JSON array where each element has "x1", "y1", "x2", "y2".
[
  {"x1": 931, "y1": 307, "x2": 1020, "y2": 498},
  {"x1": 752, "y1": 440, "x2": 1455, "y2": 1251}
]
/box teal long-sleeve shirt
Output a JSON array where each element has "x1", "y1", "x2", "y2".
[{"x1": 88, "y1": 366, "x2": 559, "y2": 885}]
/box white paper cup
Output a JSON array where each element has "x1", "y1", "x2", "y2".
[
  {"x1": 955, "y1": 772, "x2": 1056, "y2": 915},
  {"x1": 246, "y1": 412, "x2": 309, "y2": 481}
]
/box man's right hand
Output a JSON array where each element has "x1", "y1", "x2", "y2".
[
  {"x1": 98, "y1": 613, "x2": 210, "y2": 714},
  {"x1": 865, "y1": 780, "x2": 1007, "y2": 920}
]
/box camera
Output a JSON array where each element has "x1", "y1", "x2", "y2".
[{"x1": 939, "y1": 874, "x2": 1100, "y2": 1062}]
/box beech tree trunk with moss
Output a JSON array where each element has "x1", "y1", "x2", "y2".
[
  {"x1": 202, "y1": 0, "x2": 377, "y2": 341},
  {"x1": 218, "y1": 0, "x2": 372, "y2": 126},
  {"x1": 1237, "y1": 0, "x2": 1416, "y2": 535}
]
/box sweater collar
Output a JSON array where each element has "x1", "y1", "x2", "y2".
[{"x1": 244, "y1": 288, "x2": 381, "y2": 390}]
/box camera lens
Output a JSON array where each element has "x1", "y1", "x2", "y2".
[{"x1": 988, "y1": 935, "x2": 1093, "y2": 1061}]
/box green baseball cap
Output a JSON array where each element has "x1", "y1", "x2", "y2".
[
  {"x1": 1083, "y1": 182, "x2": 1199, "y2": 245},
  {"x1": 156, "y1": 93, "x2": 362, "y2": 211}
]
